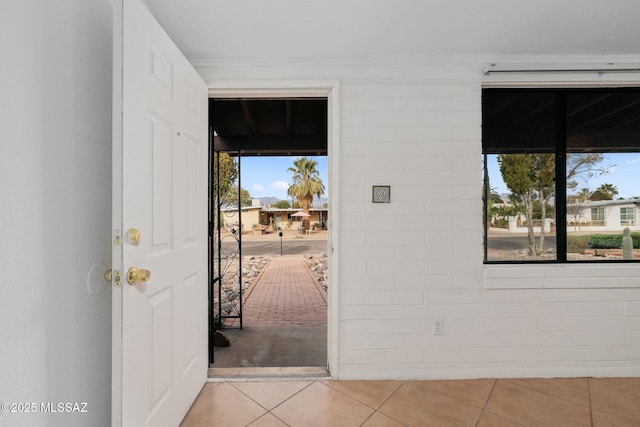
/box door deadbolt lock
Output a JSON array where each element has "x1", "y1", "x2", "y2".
[
  {"x1": 127, "y1": 228, "x2": 142, "y2": 246},
  {"x1": 104, "y1": 269, "x2": 121, "y2": 287},
  {"x1": 127, "y1": 267, "x2": 151, "y2": 285}
]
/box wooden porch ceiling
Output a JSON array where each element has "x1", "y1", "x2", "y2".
[
  {"x1": 483, "y1": 89, "x2": 640, "y2": 153},
  {"x1": 210, "y1": 98, "x2": 328, "y2": 156}
]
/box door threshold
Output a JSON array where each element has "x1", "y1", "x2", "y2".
[{"x1": 207, "y1": 366, "x2": 330, "y2": 381}]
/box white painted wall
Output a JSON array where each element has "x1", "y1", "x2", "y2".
[
  {"x1": 0, "y1": 0, "x2": 113, "y2": 425},
  {"x1": 198, "y1": 56, "x2": 640, "y2": 380}
]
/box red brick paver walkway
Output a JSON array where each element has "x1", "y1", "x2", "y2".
[{"x1": 241, "y1": 256, "x2": 327, "y2": 327}]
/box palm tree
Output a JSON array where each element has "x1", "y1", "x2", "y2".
[
  {"x1": 591, "y1": 183, "x2": 619, "y2": 201},
  {"x1": 598, "y1": 183, "x2": 619, "y2": 199},
  {"x1": 577, "y1": 187, "x2": 592, "y2": 202},
  {"x1": 287, "y1": 157, "x2": 325, "y2": 229}
]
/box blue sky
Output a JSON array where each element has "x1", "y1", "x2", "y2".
[
  {"x1": 240, "y1": 156, "x2": 328, "y2": 201},
  {"x1": 487, "y1": 153, "x2": 640, "y2": 199},
  {"x1": 240, "y1": 153, "x2": 637, "y2": 201}
]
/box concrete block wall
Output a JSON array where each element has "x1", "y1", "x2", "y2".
[
  {"x1": 337, "y1": 76, "x2": 640, "y2": 380},
  {"x1": 339, "y1": 79, "x2": 488, "y2": 378},
  {"x1": 198, "y1": 56, "x2": 640, "y2": 380}
]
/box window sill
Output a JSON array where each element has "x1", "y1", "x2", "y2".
[{"x1": 484, "y1": 263, "x2": 640, "y2": 289}]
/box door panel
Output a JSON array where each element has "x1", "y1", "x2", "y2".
[{"x1": 112, "y1": 0, "x2": 208, "y2": 425}]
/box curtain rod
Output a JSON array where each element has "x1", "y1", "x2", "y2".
[{"x1": 484, "y1": 64, "x2": 640, "y2": 76}]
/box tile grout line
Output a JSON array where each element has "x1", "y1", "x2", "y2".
[
  {"x1": 228, "y1": 379, "x2": 316, "y2": 427},
  {"x1": 584, "y1": 378, "x2": 640, "y2": 423},
  {"x1": 226, "y1": 381, "x2": 270, "y2": 418},
  {"x1": 588, "y1": 378, "x2": 594, "y2": 427},
  {"x1": 185, "y1": 377, "x2": 640, "y2": 426},
  {"x1": 474, "y1": 378, "x2": 498, "y2": 427},
  {"x1": 318, "y1": 380, "x2": 409, "y2": 427},
  {"x1": 503, "y1": 378, "x2": 592, "y2": 409},
  {"x1": 599, "y1": 377, "x2": 640, "y2": 392},
  {"x1": 493, "y1": 379, "x2": 602, "y2": 426},
  {"x1": 370, "y1": 381, "x2": 409, "y2": 426},
  {"x1": 263, "y1": 380, "x2": 317, "y2": 426}
]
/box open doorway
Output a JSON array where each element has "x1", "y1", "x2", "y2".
[{"x1": 208, "y1": 97, "x2": 330, "y2": 374}]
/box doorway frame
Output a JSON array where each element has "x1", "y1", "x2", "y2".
[{"x1": 208, "y1": 80, "x2": 341, "y2": 377}]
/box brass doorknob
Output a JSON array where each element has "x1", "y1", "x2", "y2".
[
  {"x1": 127, "y1": 228, "x2": 142, "y2": 246},
  {"x1": 127, "y1": 267, "x2": 151, "y2": 285}
]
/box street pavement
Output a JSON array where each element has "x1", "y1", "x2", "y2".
[
  {"x1": 487, "y1": 233, "x2": 557, "y2": 251},
  {"x1": 221, "y1": 229, "x2": 561, "y2": 255},
  {"x1": 218, "y1": 229, "x2": 328, "y2": 256}
]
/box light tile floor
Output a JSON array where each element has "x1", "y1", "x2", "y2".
[{"x1": 181, "y1": 376, "x2": 640, "y2": 426}]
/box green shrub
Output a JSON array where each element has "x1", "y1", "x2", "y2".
[
  {"x1": 587, "y1": 233, "x2": 640, "y2": 249},
  {"x1": 493, "y1": 218, "x2": 508, "y2": 229},
  {"x1": 567, "y1": 236, "x2": 590, "y2": 254},
  {"x1": 588, "y1": 235, "x2": 622, "y2": 249}
]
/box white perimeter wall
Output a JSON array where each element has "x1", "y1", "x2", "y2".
[
  {"x1": 198, "y1": 56, "x2": 640, "y2": 380},
  {"x1": 0, "y1": 1, "x2": 113, "y2": 425}
]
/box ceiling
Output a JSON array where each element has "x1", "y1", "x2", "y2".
[
  {"x1": 146, "y1": 0, "x2": 640, "y2": 60},
  {"x1": 146, "y1": 1, "x2": 640, "y2": 157}
]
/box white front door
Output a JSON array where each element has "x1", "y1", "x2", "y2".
[{"x1": 112, "y1": 0, "x2": 208, "y2": 425}]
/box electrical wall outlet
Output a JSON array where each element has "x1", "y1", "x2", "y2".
[{"x1": 432, "y1": 317, "x2": 444, "y2": 335}]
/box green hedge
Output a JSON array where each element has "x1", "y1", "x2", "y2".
[{"x1": 587, "y1": 233, "x2": 640, "y2": 249}]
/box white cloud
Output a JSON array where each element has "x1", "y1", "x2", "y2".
[
  {"x1": 625, "y1": 157, "x2": 640, "y2": 164},
  {"x1": 252, "y1": 184, "x2": 264, "y2": 192},
  {"x1": 271, "y1": 181, "x2": 289, "y2": 190}
]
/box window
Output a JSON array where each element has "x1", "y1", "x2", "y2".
[
  {"x1": 591, "y1": 207, "x2": 605, "y2": 226},
  {"x1": 621, "y1": 207, "x2": 636, "y2": 226},
  {"x1": 483, "y1": 88, "x2": 640, "y2": 263}
]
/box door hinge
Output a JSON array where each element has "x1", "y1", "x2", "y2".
[{"x1": 113, "y1": 229, "x2": 122, "y2": 246}]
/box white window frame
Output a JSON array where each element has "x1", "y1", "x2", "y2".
[
  {"x1": 620, "y1": 207, "x2": 636, "y2": 226},
  {"x1": 591, "y1": 207, "x2": 605, "y2": 226}
]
